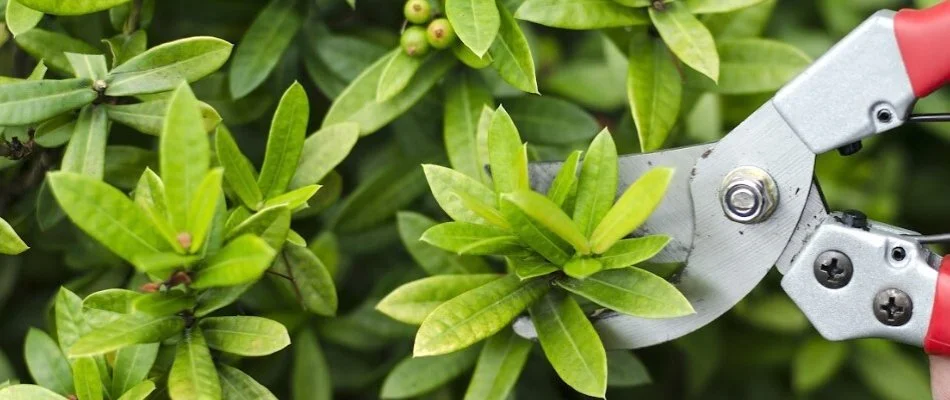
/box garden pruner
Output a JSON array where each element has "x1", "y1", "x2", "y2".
[{"x1": 515, "y1": 2, "x2": 950, "y2": 356}]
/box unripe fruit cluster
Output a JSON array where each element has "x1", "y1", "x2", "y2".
[{"x1": 401, "y1": 0, "x2": 457, "y2": 57}]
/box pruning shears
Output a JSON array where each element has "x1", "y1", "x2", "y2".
[{"x1": 514, "y1": 2, "x2": 950, "y2": 356}]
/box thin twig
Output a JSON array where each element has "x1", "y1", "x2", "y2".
[
  {"x1": 279, "y1": 251, "x2": 307, "y2": 310},
  {"x1": 123, "y1": 0, "x2": 144, "y2": 34}
]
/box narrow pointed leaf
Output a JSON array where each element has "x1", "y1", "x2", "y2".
[
  {"x1": 191, "y1": 235, "x2": 277, "y2": 289},
  {"x1": 515, "y1": 0, "x2": 650, "y2": 29},
  {"x1": 573, "y1": 130, "x2": 617, "y2": 237},
  {"x1": 261, "y1": 184, "x2": 319, "y2": 210},
  {"x1": 628, "y1": 35, "x2": 682, "y2": 152},
  {"x1": 111, "y1": 344, "x2": 159, "y2": 397},
  {"x1": 377, "y1": 51, "x2": 425, "y2": 102},
  {"x1": 49, "y1": 172, "x2": 169, "y2": 263},
  {"x1": 105, "y1": 99, "x2": 221, "y2": 136},
  {"x1": 15, "y1": 30, "x2": 100, "y2": 75},
  {"x1": 54, "y1": 287, "x2": 86, "y2": 355},
  {"x1": 452, "y1": 189, "x2": 509, "y2": 228},
  {"x1": 500, "y1": 199, "x2": 571, "y2": 265},
  {"x1": 160, "y1": 84, "x2": 211, "y2": 232},
  {"x1": 226, "y1": 205, "x2": 290, "y2": 250},
  {"x1": 686, "y1": 0, "x2": 765, "y2": 14},
  {"x1": 502, "y1": 190, "x2": 589, "y2": 254},
  {"x1": 17, "y1": 0, "x2": 129, "y2": 15},
  {"x1": 6, "y1": 0, "x2": 43, "y2": 37},
  {"x1": 132, "y1": 291, "x2": 197, "y2": 316},
  {"x1": 271, "y1": 243, "x2": 338, "y2": 315},
  {"x1": 258, "y1": 82, "x2": 308, "y2": 199},
  {"x1": 106, "y1": 37, "x2": 233, "y2": 96},
  {"x1": 414, "y1": 275, "x2": 549, "y2": 356},
  {"x1": 452, "y1": 42, "x2": 493, "y2": 69},
  {"x1": 105, "y1": 30, "x2": 148, "y2": 68},
  {"x1": 61, "y1": 106, "x2": 109, "y2": 179},
  {"x1": 0, "y1": 218, "x2": 28, "y2": 255},
  {"x1": 397, "y1": 212, "x2": 493, "y2": 275},
  {"x1": 0, "y1": 385, "x2": 68, "y2": 399},
  {"x1": 423, "y1": 164, "x2": 497, "y2": 224},
  {"x1": 563, "y1": 257, "x2": 603, "y2": 279},
  {"x1": 547, "y1": 150, "x2": 581, "y2": 207},
  {"x1": 598, "y1": 235, "x2": 669, "y2": 269},
  {"x1": 194, "y1": 285, "x2": 253, "y2": 318},
  {"x1": 377, "y1": 274, "x2": 501, "y2": 324},
  {"x1": 530, "y1": 293, "x2": 606, "y2": 398},
  {"x1": 72, "y1": 357, "x2": 103, "y2": 400},
  {"x1": 187, "y1": 168, "x2": 224, "y2": 252},
  {"x1": 25, "y1": 329, "x2": 74, "y2": 395},
  {"x1": 69, "y1": 313, "x2": 184, "y2": 357},
  {"x1": 228, "y1": 0, "x2": 302, "y2": 98},
  {"x1": 218, "y1": 364, "x2": 278, "y2": 400},
  {"x1": 131, "y1": 252, "x2": 199, "y2": 274},
  {"x1": 508, "y1": 255, "x2": 559, "y2": 280},
  {"x1": 289, "y1": 122, "x2": 359, "y2": 188},
  {"x1": 420, "y1": 221, "x2": 523, "y2": 256},
  {"x1": 713, "y1": 39, "x2": 811, "y2": 94},
  {"x1": 381, "y1": 346, "x2": 480, "y2": 399},
  {"x1": 488, "y1": 106, "x2": 528, "y2": 194},
  {"x1": 65, "y1": 53, "x2": 108, "y2": 80},
  {"x1": 0, "y1": 78, "x2": 95, "y2": 125},
  {"x1": 115, "y1": 381, "x2": 155, "y2": 400},
  {"x1": 488, "y1": 3, "x2": 537, "y2": 93},
  {"x1": 590, "y1": 167, "x2": 673, "y2": 253},
  {"x1": 557, "y1": 268, "x2": 693, "y2": 317},
  {"x1": 649, "y1": 2, "x2": 719, "y2": 82},
  {"x1": 215, "y1": 126, "x2": 262, "y2": 208},
  {"x1": 464, "y1": 328, "x2": 531, "y2": 400},
  {"x1": 168, "y1": 327, "x2": 221, "y2": 400},
  {"x1": 444, "y1": 71, "x2": 494, "y2": 180},
  {"x1": 445, "y1": 0, "x2": 499, "y2": 57},
  {"x1": 292, "y1": 329, "x2": 330, "y2": 400},
  {"x1": 199, "y1": 316, "x2": 291, "y2": 356}
]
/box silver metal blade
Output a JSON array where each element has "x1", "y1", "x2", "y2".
[{"x1": 775, "y1": 182, "x2": 829, "y2": 274}]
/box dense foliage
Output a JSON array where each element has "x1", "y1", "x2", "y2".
[{"x1": 0, "y1": 0, "x2": 947, "y2": 399}]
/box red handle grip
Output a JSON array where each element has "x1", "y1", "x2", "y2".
[
  {"x1": 926, "y1": 255, "x2": 950, "y2": 355},
  {"x1": 895, "y1": 1, "x2": 950, "y2": 98}
]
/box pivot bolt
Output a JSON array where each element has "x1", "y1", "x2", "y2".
[
  {"x1": 873, "y1": 288, "x2": 912, "y2": 326},
  {"x1": 720, "y1": 166, "x2": 778, "y2": 224},
  {"x1": 813, "y1": 250, "x2": 853, "y2": 289}
]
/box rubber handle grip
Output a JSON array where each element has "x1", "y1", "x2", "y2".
[
  {"x1": 895, "y1": 1, "x2": 950, "y2": 98},
  {"x1": 926, "y1": 255, "x2": 950, "y2": 355}
]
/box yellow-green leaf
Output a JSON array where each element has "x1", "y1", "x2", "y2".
[
  {"x1": 589, "y1": 167, "x2": 673, "y2": 254},
  {"x1": 6, "y1": 0, "x2": 42, "y2": 37},
  {"x1": 377, "y1": 274, "x2": 501, "y2": 325},
  {"x1": 289, "y1": 122, "x2": 360, "y2": 189},
  {"x1": 69, "y1": 313, "x2": 183, "y2": 357},
  {"x1": 502, "y1": 190, "x2": 589, "y2": 254},
  {"x1": 168, "y1": 327, "x2": 221, "y2": 400},
  {"x1": 530, "y1": 293, "x2": 606, "y2": 398},
  {"x1": 381, "y1": 347, "x2": 480, "y2": 399},
  {"x1": 0, "y1": 385, "x2": 68, "y2": 399},
  {"x1": 423, "y1": 164, "x2": 497, "y2": 225},
  {"x1": 488, "y1": 106, "x2": 528, "y2": 194},
  {"x1": 71, "y1": 357, "x2": 103, "y2": 400},
  {"x1": 597, "y1": 235, "x2": 670, "y2": 269},
  {"x1": 557, "y1": 268, "x2": 693, "y2": 317},
  {"x1": 562, "y1": 256, "x2": 603, "y2": 279},
  {"x1": 573, "y1": 130, "x2": 617, "y2": 237},
  {"x1": 199, "y1": 316, "x2": 291, "y2": 356},
  {"x1": 397, "y1": 212, "x2": 494, "y2": 275},
  {"x1": 463, "y1": 328, "x2": 531, "y2": 400},
  {"x1": 0, "y1": 217, "x2": 28, "y2": 255},
  {"x1": 443, "y1": 70, "x2": 494, "y2": 181},
  {"x1": 627, "y1": 34, "x2": 682, "y2": 152},
  {"x1": 650, "y1": 2, "x2": 719, "y2": 82},
  {"x1": 377, "y1": 50, "x2": 425, "y2": 102},
  {"x1": 488, "y1": 3, "x2": 537, "y2": 93},
  {"x1": 515, "y1": 0, "x2": 649, "y2": 29},
  {"x1": 160, "y1": 83, "x2": 210, "y2": 233},
  {"x1": 546, "y1": 150, "x2": 581, "y2": 208},
  {"x1": 214, "y1": 125, "x2": 262, "y2": 209},
  {"x1": 258, "y1": 82, "x2": 308, "y2": 199},
  {"x1": 106, "y1": 37, "x2": 233, "y2": 96},
  {"x1": 17, "y1": 0, "x2": 129, "y2": 15},
  {"x1": 421, "y1": 221, "x2": 523, "y2": 256},
  {"x1": 191, "y1": 235, "x2": 277, "y2": 289},
  {"x1": 446, "y1": 0, "x2": 499, "y2": 57}
]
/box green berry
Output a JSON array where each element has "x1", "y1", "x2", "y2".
[
  {"x1": 404, "y1": 0, "x2": 432, "y2": 24},
  {"x1": 426, "y1": 18, "x2": 456, "y2": 49},
  {"x1": 401, "y1": 26, "x2": 431, "y2": 57}
]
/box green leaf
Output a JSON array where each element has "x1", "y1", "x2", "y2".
[
  {"x1": 105, "y1": 99, "x2": 221, "y2": 136},
  {"x1": 110, "y1": 344, "x2": 159, "y2": 398},
  {"x1": 515, "y1": 0, "x2": 649, "y2": 29},
  {"x1": 323, "y1": 50, "x2": 456, "y2": 136},
  {"x1": 261, "y1": 184, "x2": 319, "y2": 211},
  {"x1": 17, "y1": 0, "x2": 129, "y2": 15},
  {"x1": 228, "y1": 0, "x2": 302, "y2": 98},
  {"x1": 606, "y1": 351, "x2": 651, "y2": 387},
  {"x1": 503, "y1": 97, "x2": 599, "y2": 145},
  {"x1": 71, "y1": 357, "x2": 103, "y2": 400},
  {"x1": 292, "y1": 329, "x2": 330, "y2": 400},
  {"x1": 69, "y1": 313, "x2": 183, "y2": 357},
  {"x1": 558, "y1": 268, "x2": 693, "y2": 317},
  {"x1": 0, "y1": 385, "x2": 68, "y2": 399},
  {"x1": 226, "y1": 205, "x2": 290, "y2": 250},
  {"x1": 271, "y1": 243, "x2": 338, "y2": 316},
  {"x1": 597, "y1": 235, "x2": 670, "y2": 268},
  {"x1": 488, "y1": 106, "x2": 528, "y2": 194},
  {"x1": 104, "y1": 31, "x2": 148, "y2": 68},
  {"x1": 733, "y1": 294, "x2": 807, "y2": 333},
  {"x1": 649, "y1": 2, "x2": 719, "y2": 82},
  {"x1": 258, "y1": 82, "x2": 308, "y2": 199},
  {"x1": 160, "y1": 83, "x2": 211, "y2": 233},
  {"x1": 34, "y1": 113, "x2": 75, "y2": 148},
  {"x1": 49, "y1": 172, "x2": 170, "y2": 263},
  {"x1": 168, "y1": 327, "x2": 221, "y2": 400},
  {"x1": 187, "y1": 168, "x2": 223, "y2": 252},
  {"x1": 546, "y1": 150, "x2": 580, "y2": 208},
  {"x1": 289, "y1": 122, "x2": 359, "y2": 189},
  {"x1": 25, "y1": 329, "x2": 73, "y2": 396},
  {"x1": 452, "y1": 189, "x2": 510, "y2": 228},
  {"x1": 54, "y1": 287, "x2": 86, "y2": 355},
  {"x1": 792, "y1": 337, "x2": 847, "y2": 394},
  {"x1": 589, "y1": 167, "x2": 673, "y2": 253},
  {"x1": 686, "y1": 0, "x2": 764, "y2": 14},
  {"x1": 853, "y1": 340, "x2": 930, "y2": 400},
  {"x1": 573, "y1": 130, "x2": 617, "y2": 237},
  {"x1": 529, "y1": 293, "x2": 606, "y2": 398},
  {"x1": 562, "y1": 256, "x2": 603, "y2": 279},
  {"x1": 463, "y1": 328, "x2": 531, "y2": 400},
  {"x1": 191, "y1": 235, "x2": 277, "y2": 289},
  {"x1": 381, "y1": 347, "x2": 480, "y2": 399},
  {"x1": 423, "y1": 164, "x2": 497, "y2": 225},
  {"x1": 712, "y1": 39, "x2": 811, "y2": 94},
  {"x1": 704, "y1": 0, "x2": 775, "y2": 39},
  {"x1": 199, "y1": 316, "x2": 290, "y2": 356},
  {"x1": 194, "y1": 285, "x2": 252, "y2": 318},
  {"x1": 6, "y1": 0, "x2": 43, "y2": 37},
  {"x1": 414, "y1": 274, "x2": 549, "y2": 356},
  {"x1": 214, "y1": 126, "x2": 262, "y2": 209},
  {"x1": 61, "y1": 106, "x2": 109, "y2": 179},
  {"x1": 508, "y1": 255, "x2": 558, "y2": 279},
  {"x1": 15, "y1": 29, "x2": 100, "y2": 75},
  {"x1": 502, "y1": 190, "x2": 590, "y2": 254},
  {"x1": 115, "y1": 381, "x2": 155, "y2": 400},
  {"x1": 397, "y1": 212, "x2": 493, "y2": 275},
  {"x1": 421, "y1": 221, "x2": 523, "y2": 256},
  {"x1": 130, "y1": 252, "x2": 198, "y2": 274},
  {"x1": 377, "y1": 51, "x2": 424, "y2": 102},
  {"x1": 106, "y1": 37, "x2": 233, "y2": 96},
  {"x1": 627, "y1": 35, "x2": 682, "y2": 152},
  {"x1": 217, "y1": 364, "x2": 278, "y2": 400},
  {"x1": 133, "y1": 168, "x2": 178, "y2": 248},
  {"x1": 132, "y1": 291, "x2": 196, "y2": 316},
  {"x1": 378, "y1": 274, "x2": 501, "y2": 324},
  {"x1": 452, "y1": 42, "x2": 493, "y2": 69},
  {"x1": 65, "y1": 53, "x2": 108, "y2": 80},
  {"x1": 488, "y1": 3, "x2": 537, "y2": 94},
  {"x1": 443, "y1": 71, "x2": 493, "y2": 181},
  {"x1": 0, "y1": 218, "x2": 28, "y2": 255},
  {"x1": 445, "y1": 0, "x2": 499, "y2": 57},
  {"x1": 0, "y1": 78, "x2": 95, "y2": 125}
]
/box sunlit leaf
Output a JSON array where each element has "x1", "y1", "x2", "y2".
[
  {"x1": 0, "y1": 218, "x2": 28, "y2": 255},
  {"x1": 597, "y1": 235, "x2": 669, "y2": 269},
  {"x1": 191, "y1": 235, "x2": 277, "y2": 289},
  {"x1": 530, "y1": 292, "x2": 606, "y2": 398},
  {"x1": 199, "y1": 316, "x2": 290, "y2": 356},
  {"x1": 377, "y1": 274, "x2": 501, "y2": 324},
  {"x1": 558, "y1": 268, "x2": 693, "y2": 317},
  {"x1": 589, "y1": 167, "x2": 673, "y2": 253},
  {"x1": 0, "y1": 78, "x2": 95, "y2": 125},
  {"x1": 445, "y1": 0, "x2": 499, "y2": 57},
  {"x1": 111, "y1": 344, "x2": 159, "y2": 397},
  {"x1": 71, "y1": 356, "x2": 103, "y2": 400},
  {"x1": 649, "y1": 2, "x2": 719, "y2": 82},
  {"x1": 515, "y1": 0, "x2": 649, "y2": 29},
  {"x1": 443, "y1": 71, "x2": 493, "y2": 181},
  {"x1": 168, "y1": 327, "x2": 221, "y2": 400},
  {"x1": 627, "y1": 34, "x2": 681, "y2": 152},
  {"x1": 423, "y1": 164, "x2": 497, "y2": 225},
  {"x1": 258, "y1": 82, "x2": 308, "y2": 199},
  {"x1": 25, "y1": 329, "x2": 73, "y2": 395},
  {"x1": 377, "y1": 51, "x2": 425, "y2": 102},
  {"x1": 573, "y1": 130, "x2": 617, "y2": 237},
  {"x1": 218, "y1": 364, "x2": 278, "y2": 400},
  {"x1": 489, "y1": 3, "x2": 537, "y2": 93},
  {"x1": 463, "y1": 328, "x2": 531, "y2": 400},
  {"x1": 160, "y1": 83, "x2": 211, "y2": 233},
  {"x1": 69, "y1": 313, "x2": 183, "y2": 357},
  {"x1": 421, "y1": 221, "x2": 523, "y2": 256},
  {"x1": 106, "y1": 37, "x2": 233, "y2": 96},
  {"x1": 17, "y1": 0, "x2": 129, "y2": 15}
]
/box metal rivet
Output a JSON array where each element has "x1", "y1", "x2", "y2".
[
  {"x1": 873, "y1": 288, "x2": 912, "y2": 326},
  {"x1": 813, "y1": 250, "x2": 853, "y2": 289},
  {"x1": 891, "y1": 247, "x2": 906, "y2": 262},
  {"x1": 877, "y1": 109, "x2": 894, "y2": 123},
  {"x1": 720, "y1": 166, "x2": 778, "y2": 224}
]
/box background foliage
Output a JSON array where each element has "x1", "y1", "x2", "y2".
[{"x1": 0, "y1": 0, "x2": 948, "y2": 399}]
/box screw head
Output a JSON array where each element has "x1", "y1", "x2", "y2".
[
  {"x1": 720, "y1": 166, "x2": 778, "y2": 224},
  {"x1": 873, "y1": 288, "x2": 913, "y2": 326},
  {"x1": 876, "y1": 109, "x2": 893, "y2": 123},
  {"x1": 813, "y1": 250, "x2": 853, "y2": 289}
]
